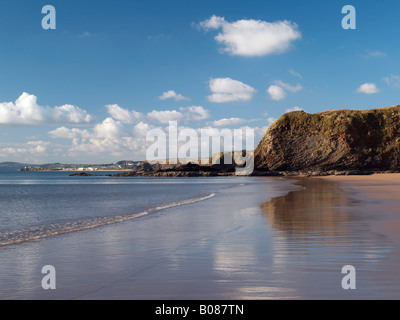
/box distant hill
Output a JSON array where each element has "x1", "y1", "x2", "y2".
[{"x1": 0, "y1": 162, "x2": 29, "y2": 172}]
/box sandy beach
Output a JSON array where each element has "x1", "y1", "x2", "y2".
[{"x1": 321, "y1": 174, "x2": 400, "y2": 251}]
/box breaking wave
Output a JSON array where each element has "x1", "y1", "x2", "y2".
[{"x1": 0, "y1": 193, "x2": 216, "y2": 247}]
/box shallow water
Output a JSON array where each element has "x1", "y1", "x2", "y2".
[
  {"x1": 0, "y1": 174, "x2": 398, "y2": 299},
  {"x1": 0, "y1": 172, "x2": 239, "y2": 246}
]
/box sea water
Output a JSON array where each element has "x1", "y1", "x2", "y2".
[{"x1": 0, "y1": 171, "x2": 241, "y2": 246}]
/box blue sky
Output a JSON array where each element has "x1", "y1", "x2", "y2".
[{"x1": 1, "y1": 0, "x2": 400, "y2": 163}]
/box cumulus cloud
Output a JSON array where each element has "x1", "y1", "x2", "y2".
[
  {"x1": 93, "y1": 118, "x2": 126, "y2": 140},
  {"x1": 357, "y1": 83, "x2": 380, "y2": 94},
  {"x1": 50, "y1": 118, "x2": 129, "y2": 153},
  {"x1": 285, "y1": 106, "x2": 303, "y2": 113},
  {"x1": 167, "y1": 123, "x2": 269, "y2": 160},
  {"x1": 181, "y1": 106, "x2": 210, "y2": 121},
  {"x1": 5, "y1": 94, "x2": 271, "y2": 163},
  {"x1": 49, "y1": 127, "x2": 91, "y2": 140},
  {"x1": 208, "y1": 78, "x2": 256, "y2": 103},
  {"x1": 0, "y1": 92, "x2": 94, "y2": 126},
  {"x1": 159, "y1": 90, "x2": 190, "y2": 101},
  {"x1": 45, "y1": 112, "x2": 278, "y2": 163},
  {"x1": 106, "y1": 104, "x2": 209, "y2": 124},
  {"x1": 213, "y1": 118, "x2": 247, "y2": 127},
  {"x1": 199, "y1": 15, "x2": 301, "y2": 57},
  {"x1": 53, "y1": 104, "x2": 94, "y2": 124},
  {"x1": 147, "y1": 110, "x2": 185, "y2": 123},
  {"x1": 267, "y1": 85, "x2": 286, "y2": 101},
  {"x1": 0, "y1": 141, "x2": 51, "y2": 160},
  {"x1": 147, "y1": 107, "x2": 210, "y2": 123},
  {"x1": 106, "y1": 104, "x2": 144, "y2": 124},
  {"x1": 49, "y1": 118, "x2": 140, "y2": 158},
  {"x1": 267, "y1": 81, "x2": 302, "y2": 100},
  {"x1": 133, "y1": 121, "x2": 153, "y2": 137}
]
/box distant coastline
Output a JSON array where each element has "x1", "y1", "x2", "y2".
[{"x1": 0, "y1": 160, "x2": 144, "y2": 173}]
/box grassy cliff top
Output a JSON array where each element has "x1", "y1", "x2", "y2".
[{"x1": 269, "y1": 105, "x2": 400, "y2": 138}]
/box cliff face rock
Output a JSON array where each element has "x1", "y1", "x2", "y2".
[{"x1": 254, "y1": 106, "x2": 400, "y2": 172}]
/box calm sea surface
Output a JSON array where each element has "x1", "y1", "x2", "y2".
[{"x1": 0, "y1": 171, "x2": 243, "y2": 246}]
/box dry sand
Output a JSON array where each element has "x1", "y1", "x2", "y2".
[{"x1": 322, "y1": 174, "x2": 400, "y2": 245}]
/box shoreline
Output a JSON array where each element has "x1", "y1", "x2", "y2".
[{"x1": 68, "y1": 167, "x2": 400, "y2": 178}]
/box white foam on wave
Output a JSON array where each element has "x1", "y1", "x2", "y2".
[{"x1": 0, "y1": 193, "x2": 217, "y2": 247}]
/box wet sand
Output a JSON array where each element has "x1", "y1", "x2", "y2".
[
  {"x1": 321, "y1": 174, "x2": 400, "y2": 253},
  {"x1": 0, "y1": 176, "x2": 399, "y2": 299}
]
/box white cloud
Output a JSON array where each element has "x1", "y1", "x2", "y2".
[
  {"x1": 0, "y1": 141, "x2": 50, "y2": 158},
  {"x1": 49, "y1": 119, "x2": 138, "y2": 158},
  {"x1": 173, "y1": 123, "x2": 270, "y2": 158},
  {"x1": 181, "y1": 106, "x2": 210, "y2": 121},
  {"x1": 44, "y1": 110, "x2": 279, "y2": 163},
  {"x1": 213, "y1": 118, "x2": 247, "y2": 127},
  {"x1": 106, "y1": 104, "x2": 144, "y2": 124},
  {"x1": 147, "y1": 110, "x2": 185, "y2": 123},
  {"x1": 159, "y1": 90, "x2": 190, "y2": 101},
  {"x1": 147, "y1": 106, "x2": 210, "y2": 123},
  {"x1": 267, "y1": 85, "x2": 286, "y2": 101},
  {"x1": 133, "y1": 121, "x2": 153, "y2": 137},
  {"x1": 357, "y1": 83, "x2": 380, "y2": 94},
  {"x1": 267, "y1": 80, "x2": 302, "y2": 101},
  {"x1": 199, "y1": 15, "x2": 301, "y2": 57},
  {"x1": 208, "y1": 78, "x2": 256, "y2": 103},
  {"x1": 49, "y1": 127, "x2": 91, "y2": 140},
  {"x1": 0, "y1": 93, "x2": 45, "y2": 125},
  {"x1": 285, "y1": 106, "x2": 303, "y2": 113},
  {"x1": 106, "y1": 104, "x2": 209, "y2": 124},
  {"x1": 93, "y1": 118, "x2": 125, "y2": 140},
  {"x1": 275, "y1": 81, "x2": 302, "y2": 93},
  {"x1": 365, "y1": 50, "x2": 386, "y2": 58},
  {"x1": 26, "y1": 141, "x2": 49, "y2": 153},
  {"x1": 53, "y1": 104, "x2": 94, "y2": 124},
  {"x1": 49, "y1": 118, "x2": 132, "y2": 157},
  {"x1": 383, "y1": 75, "x2": 400, "y2": 88},
  {"x1": 4, "y1": 103, "x2": 207, "y2": 162},
  {"x1": 0, "y1": 92, "x2": 94, "y2": 126}
]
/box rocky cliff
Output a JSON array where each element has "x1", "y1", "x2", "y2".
[{"x1": 254, "y1": 106, "x2": 400, "y2": 173}]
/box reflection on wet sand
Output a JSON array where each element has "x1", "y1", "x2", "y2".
[
  {"x1": 262, "y1": 178, "x2": 355, "y2": 246},
  {"x1": 258, "y1": 177, "x2": 397, "y2": 299}
]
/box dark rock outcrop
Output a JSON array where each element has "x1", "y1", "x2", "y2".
[
  {"x1": 254, "y1": 106, "x2": 400, "y2": 173},
  {"x1": 69, "y1": 172, "x2": 99, "y2": 177},
  {"x1": 113, "y1": 162, "x2": 236, "y2": 177}
]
